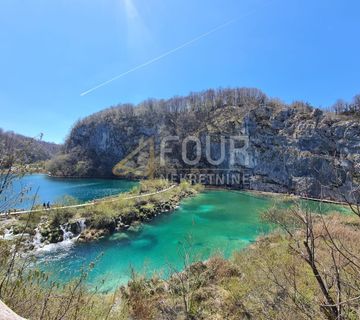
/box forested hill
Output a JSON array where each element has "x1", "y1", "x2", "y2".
[
  {"x1": 0, "y1": 129, "x2": 61, "y2": 164},
  {"x1": 47, "y1": 87, "x2": 360, "y2": 201}
]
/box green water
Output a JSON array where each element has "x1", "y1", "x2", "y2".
[
  {"x1": 36, "y1": 191, "x2": 270, "y2": 291},
  {"x1": 35, "y1": 190, "x2": 349, "y2": 292}
]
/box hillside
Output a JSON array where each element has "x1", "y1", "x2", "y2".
[
  {"x1": 47, "y1": 88, "x2": 360, "y2": 201},
  {"x1": 0, "y1": 130, "x2": 61, "y2": 164}
]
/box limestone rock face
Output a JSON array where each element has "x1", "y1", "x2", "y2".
[
  {"x1": 50, "y1": 99, "x2": 360, "y2": 201},
  {"x1": 242, "y1": 106, "x2": 360, "y2": 200}
]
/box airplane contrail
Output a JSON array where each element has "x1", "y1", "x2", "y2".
[{"x1": 80, "y1": 5, "x2": 269, "y2": 96}]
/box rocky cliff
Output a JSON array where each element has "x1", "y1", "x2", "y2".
[{"x1": 48, "y1": 88, "x2": 360, "y2": 201}]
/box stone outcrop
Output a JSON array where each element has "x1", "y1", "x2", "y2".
[{"x1": 48, "y1": 89, "x2": 360, "y2": 201}]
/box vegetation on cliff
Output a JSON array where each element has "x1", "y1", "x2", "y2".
[
  {"x1": 332, "y1": 93, "x2": 360, "y2": 117},
  {"x1": 46, "y1": 87, "x2": 360, "y2": 202},
  {"x1": 45, "y1": 87, "x2": 274, "y2": 178}
]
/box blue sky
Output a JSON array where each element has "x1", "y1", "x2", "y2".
[{"x1": 0, "y1": 0, "x2": 359, "y2": 143}]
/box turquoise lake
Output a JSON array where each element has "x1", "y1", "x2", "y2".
[
  {"x1": 8, "y1": 174, "x2": 137, "y2": 209},
  {"x1": 34, "y1": 188, "x2": 347, "y2": 293},
  {"x1": 36, "y1": 190, "x2": 272, "y2": 292},
  {"x1": 10, "y1": 175, "x2": 346, "y2": 292}
]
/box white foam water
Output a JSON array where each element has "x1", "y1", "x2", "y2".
[
  {"x1": 0, "y1": 228, "x2": 14, "y2": 240},
  {"x1": 35, "y1": 239, "x2": 75, "y2": 255},
  {"x1": 60, "y1": 225, "x2": 74, "y2": 241},
  {"x1": 33, "y1": 228, "x2": 43, "y2": 249},
  {"x1": 78, "y1": 218, "x2": 86, "y2": 233},
  {"x1": 34, "y1": 220, "x2": 87, "y2": 256}
]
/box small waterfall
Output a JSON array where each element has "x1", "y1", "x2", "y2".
[
  {"x1": 78, "y1": 219, "x2": 86, "y2": 233},
  {"x1": 0, "y1": 228, "x2": 14, "y2": 240},
  {"x1": 33, "y1": 228, "x2": 43, "y2": 248},
  {"x1": 60, "y1": 225, "x2": 74, "y2": 241},
  {"x1": 31, "y1": 220, "x2": 87, "y2": 253}
]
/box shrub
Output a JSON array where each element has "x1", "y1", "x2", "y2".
[
  {"x1": 138, "y1": 179, "x2": 170, "y2": 193},
  {"x1": 49, "y1": 209, "x2": 75, "y2": 227}
]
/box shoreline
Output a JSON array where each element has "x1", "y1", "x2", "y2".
[
  {"x1": 0, "y1": 181, "x2": 204, "y2": 248},
  {"x1": 48, "y1": 171, "x2": 352, "y2": 206},
  {"x1": 47, "y1": 173, "x2": 140, "y2": 181},
  {"x1": 204, "y1": 185, "x2": 350, "y2": 206},
  {"x1": 2, "y1": 185, "x2": 177, "y2": 217},
  {"x1": 1, "y1": 179, "x2": 350, "y2": 251},
  {"x1": 2, "y1": 180, "x2": 349, "y2": 219},
  {"x1": 48, "y1": 173, "x2": 351, "y2": 206}
]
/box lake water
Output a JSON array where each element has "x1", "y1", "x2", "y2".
[
  {"x1": 6, "y1": 174, "x2": 137, "y2": 209},
  {"x1": 34, "y1": 189, "x2": 348, "y2": 292},
  {"x1": 35, "y1": 190, "x2": 271, "y2": 291},
  {"x1": 6, "y1": 175, "x2": 346, "y2": 292}
]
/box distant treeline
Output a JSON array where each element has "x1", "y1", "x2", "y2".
[
  {"x1": 332, "y1": 94, "x2": 360, "y2": 116},
  {"x1": 86, "y1": 87, "x2": 268, "y2": 117},
  {"x1": 0, "y1": 129, "x2": 61, "y2": 165},
  {"x1": 69, "y1": 87, "x2": 359, "y2": 130}
]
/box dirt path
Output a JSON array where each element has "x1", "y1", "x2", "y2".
[{"x1": 1, "y1": 185, "x2": 176, "y2": 218}]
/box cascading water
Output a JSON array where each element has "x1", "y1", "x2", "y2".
[
  {"x1": 78, "y1": 219, "x2": 86, "y2": 233},
  {"x1": 34, "y1": 220, "x2": 87, "y2": 253},
  {"x1": 0, "y1": 228, "x2": 14, "y2": 240},
  {"x1": 60, "y1": 225, "x2": 74, "y2": 242},
  {"x1": 33, "y1": 228, "x2": 43, "y2": 249}
]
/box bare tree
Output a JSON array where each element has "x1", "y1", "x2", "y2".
[
  {"x1": 332, "y1": 99, "x2": 348, "y2": 115},
  {"x1": 0, "y1": 134, "x2": 38, "y2": 213}
]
